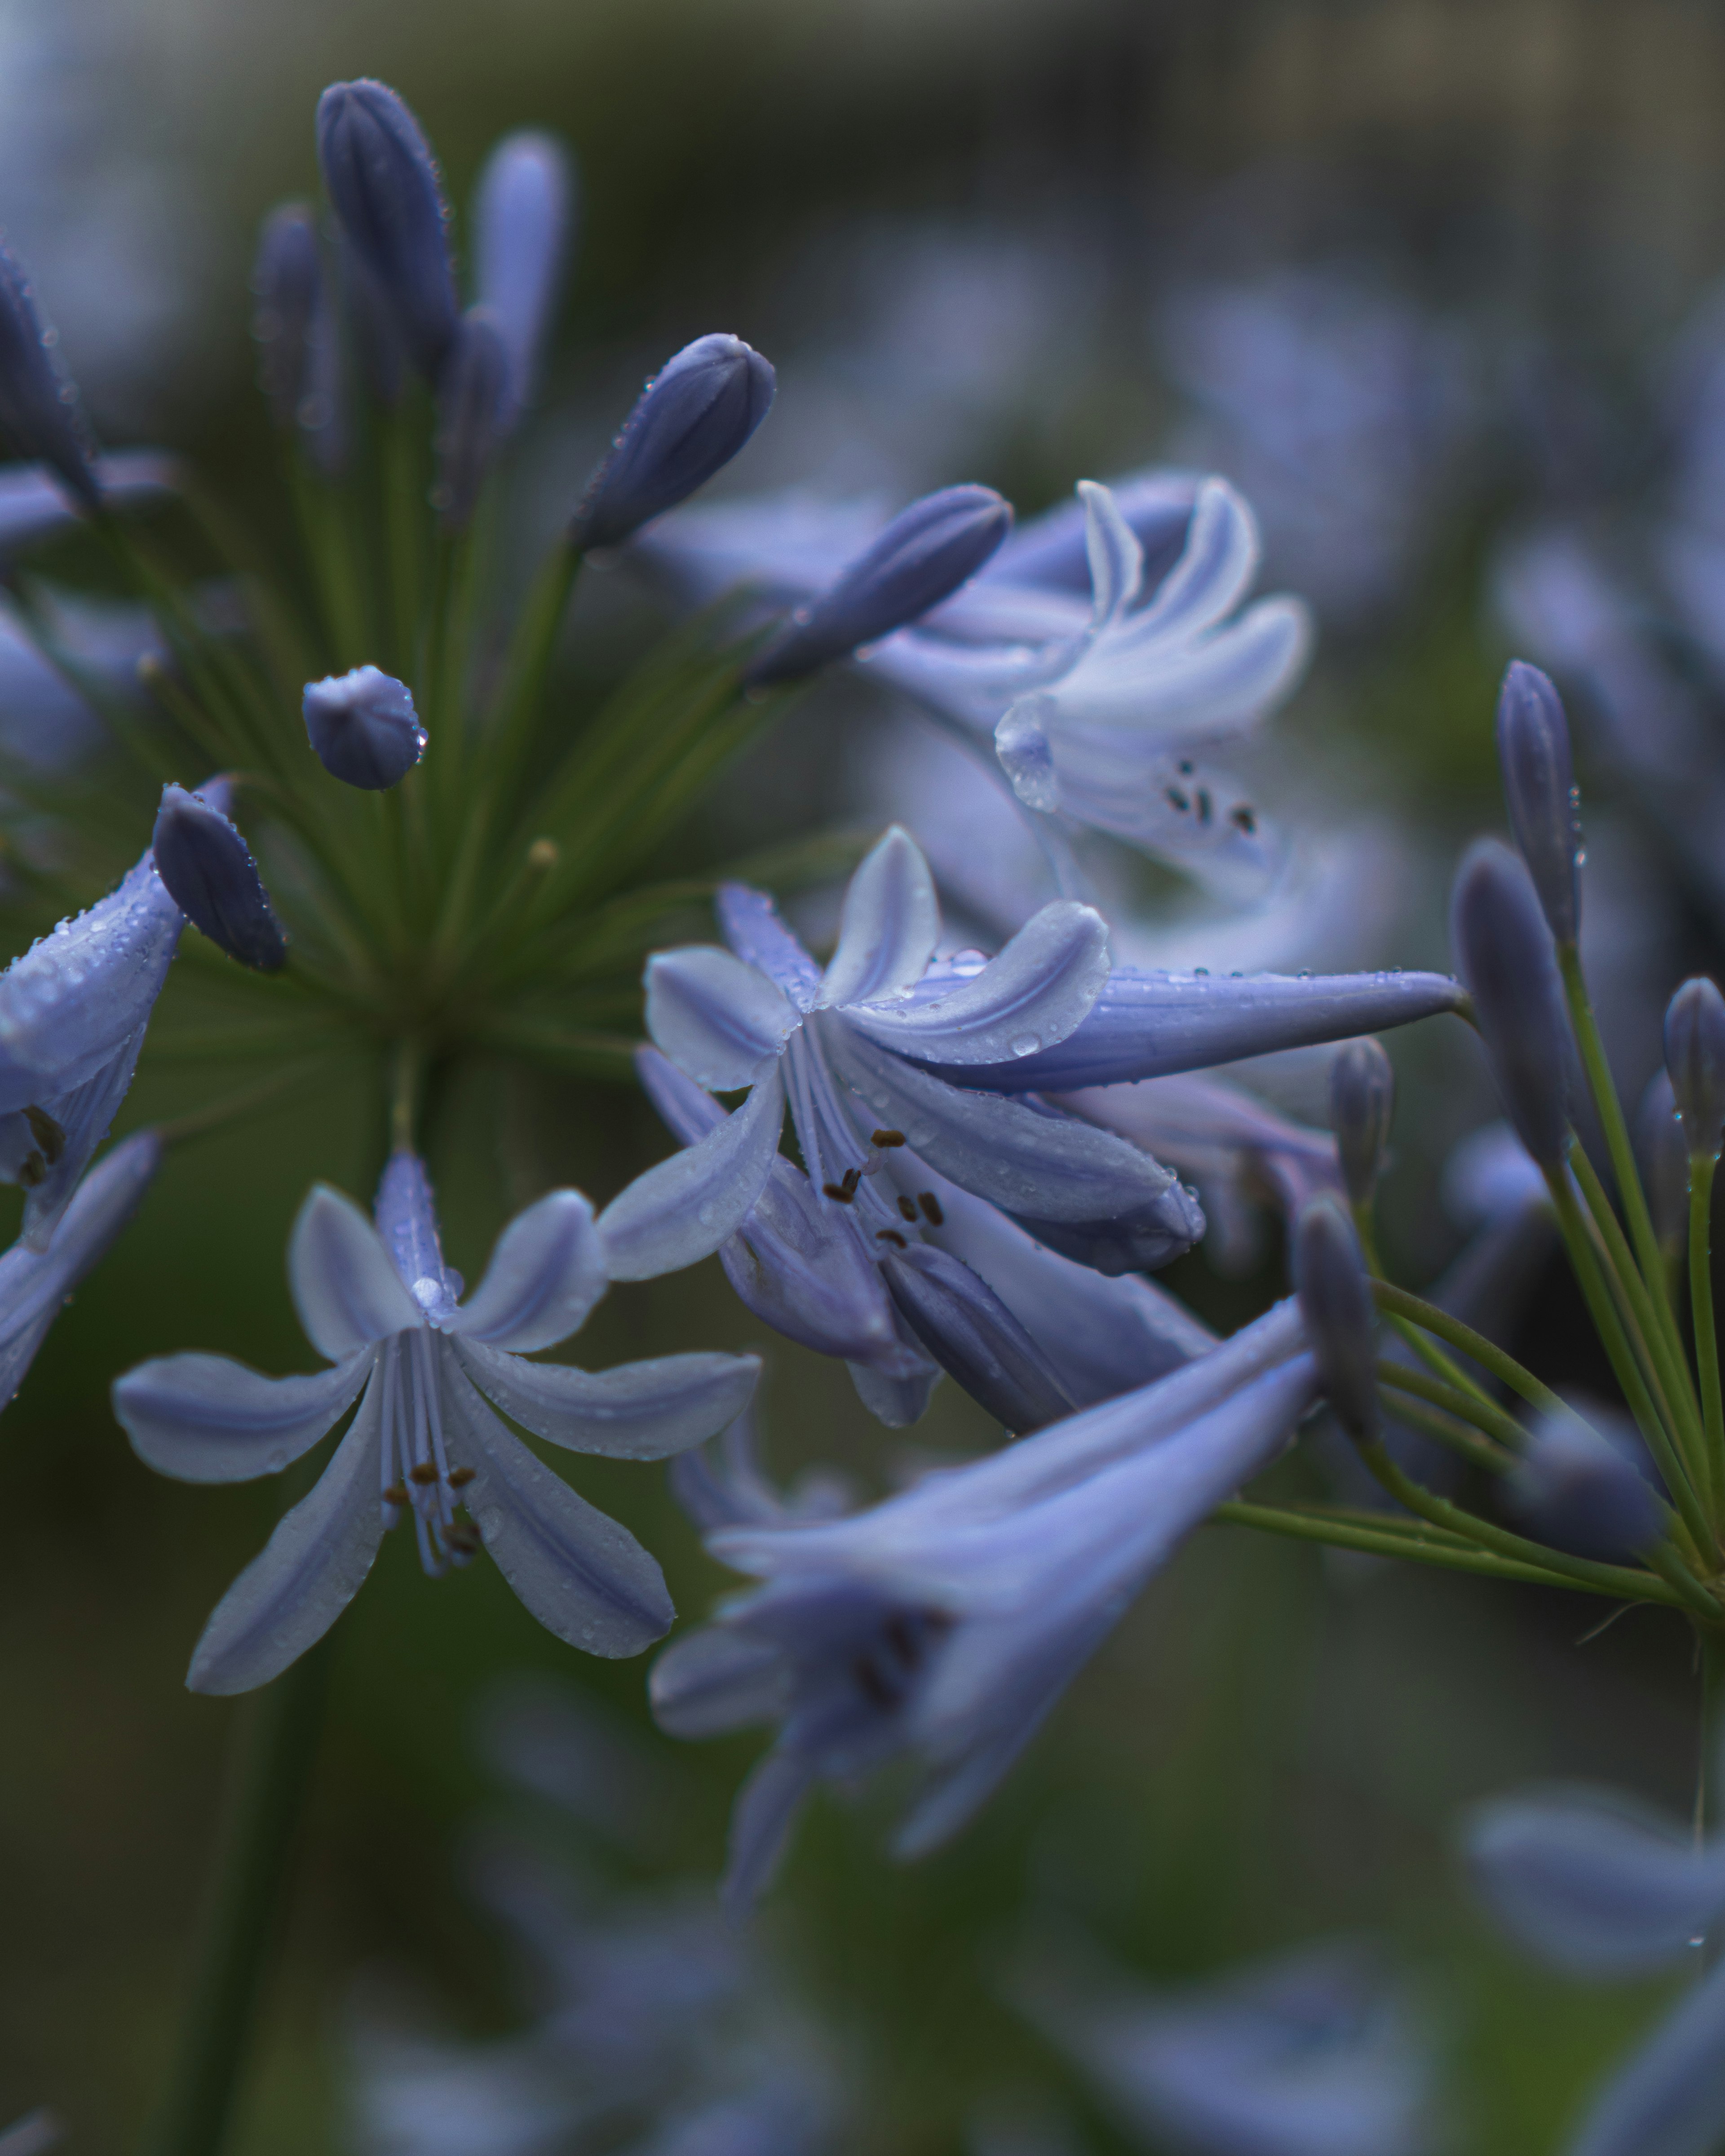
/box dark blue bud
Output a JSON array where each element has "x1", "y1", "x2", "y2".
[
  {"x1": 315, "y1": 79, "x2": 458, "y2": 384},
  {"x1": 1637, "y1": 1070, "x2": 1689, "y2": 1249},
  {"x1": 879, "y1": 1242, "x2": 1075, "y2": 1434},
  {"x1": 0, "y1": 237, "x2": 97, "y2": 511},
  {"x1": 1511, "y1": 1406, "x2": 1663, "y2": 1563},
  {"x1": 152, "y1": 783, "x2": 286, "y2": 972},
  {"x1": 433, "y1": 308, "x2": 510, "y2": 531},
  {"x1": 1496, "y1": 660, "x2": 1582, "y2": 945},
  {"x1": 1451, "y1": 839, "x2": 1571, "y2": 1167},
  {"x1": 747, "y1": 484, "x2": 1013, "y2": 688},
  {"x1": 1666, "y1": 977, "x2": 1725, "y2": 1160},
  {"x1": 570, "y1": 333, "x2": 775, "y2": 551},
  {"x1": 251, "y1": 203, "x2": 323, "y2": 430},
  {"x1": 302, "y1": 666, "x2": 425, "y2": 790},
  {"x1": 473, "y1": 131, "x2": 574, "y2": 423},
  {"x1": 339, "y1": 237, "x2": 405, "y2": 409},
  {"x1": 1327, "y1": 1037, "x2": 1394, "y2": 1206},
  {"x1": 1293, "y1": 1194, "x2": 1378, "y2": 1442}
]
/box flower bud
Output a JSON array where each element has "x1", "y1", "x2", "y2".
[
  {"x1": 0, "y1": 237, "x2": 97, "y2": 511},
  {"x1": 570, "y1": 333, "x2": 776, "y2": 551},
  {"x1": 747, "y1": 484, "x2": 1013, "y2": 688},
  {"x1": 152, "y1": 783, "x2": 286, "y2": 972},
  {"x1": 879, "y1": 1242, "x2": 1075, "y2": 1435},
  {"x1": 1496, "y1": 659, "x2": 1582, "y2": 946},
  {"x1": 433, "y1": 308, "x2": 510, "y2": 532},
  {"x1": 252, "y1": 203, "x2": 323, "y2": 430},
  {"x1": 1327, "y1": 1037, "x2": 1394, "y2": 1207},
  {"x1": 1450, "y1": 839, "x2": 1571, "y2": 1168},
  {"x1": 473, "y1": 130, "x2": 574, "y2": 422},
  {"x1": 1637, "y1": 1070, "x2": 1689, "y2": 1250},
  {"x1": 302, "y1": 666, "x2": 425, "y2": 790},
  {"x1": 1293, "y1": 1194, "x2": 1378, "y2": 1442},
  {"x1": 315, "y1": 79, "x2": 458, "y2": 383},
  {"x1": 1665, "y1": 976, "x2": 1725, "y2": 1160},
  {"x1": 1510, "y1": 1406, "x2": 1663, "y2": 1563}
]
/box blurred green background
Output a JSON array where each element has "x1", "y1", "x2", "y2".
[{"x1": 4, "y1": 0, "x2": 1724, "y2": 2148}]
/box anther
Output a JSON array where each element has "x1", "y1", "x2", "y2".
[
  {"x1": 917, "y1": 1191, "x2": 944, "y2": 1226},
  {"x1": 1196, "y1": 788, "x2": 1213, "y2": 825},
  {"x1": 871, "y1": 1129, "x2": 906, "y2": 1147},
  {"x1": 821, "y1": 1181, "x2": 855, "y2": 1204},
  {"x1": 840, "y1": 1166, "x2": 862, "y2": 1197},
  {"x1": 1231, "y1": 805, "x2": 1256, "y2": 835},
  {"x1": 1165, "y1": 786, "x2": 1190, "y2": 813},
  {"x1": 447, "y1": 1465, "x2": 475, "y2": 1488},
  {"x1": 897, "y1": 1194, "x2": 919, "y2": 1223},
  {"x1": 382, "y1": 1481, "x2": 409, "y2": 1505},
  {"x1": 876, "y1": 1228, "x2": 908, "y2": 1248},
  {"x1": 408, "y1": 1461, "x2": 439, "y2": 1484}
]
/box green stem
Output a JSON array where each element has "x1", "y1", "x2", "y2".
[
  {"x1": 1694, "y1": 1151, "x2": 1724, "y2": 1524},
  {"x1": 1561, "y1": 941, "x2": 1672, "y2": 1301},
  {"x1": 143, "y1": 1637, "x2": 330, "y2": 2156},
  {"x1": 1370, "y1": 1280, "x2": 1566, "y2": 1417},
  {"x1": 1376, "y1": 1364, "x2": 1520, "y2": 1468}
]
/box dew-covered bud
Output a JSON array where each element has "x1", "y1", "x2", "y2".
[
  {"x1": 1293, "y1": 1194, "x2": 1378, "y2": 1443},
  {"x1": 1328, "y1": 1037, "x2": 1394, "y2": 1207},
  {"x1": 1510, "y1": 1405, "x2": 1663, "y2": 1563},
  {"x1": 1496, "y1": 660, "x2": 1582, "y2": 946},
  {"x1": 433, "y1": 308, "x2": 510, "y2": 532},
  {"x1": 879, "y1": 1241, "x2": 1075, "y2": 1435},
  {"x1": 1637, "y1": 1069, "x2": 1689, "y2": 1250},
  {"x1": 570, "y1": 333, "x2": 776, "y2": 551},
  {"x1": 302, "y1": 665, "x2": 425, "y2": 790},
  {"x1": 152, "y1": 783, "x2": 286, "y2": 972},
  {"x1": 747, "y1": 484, "x2": 1013, "y2": 688},
  {"x1": 1450, "y1": 839, "x2": 1571, "y2": 1168},
  {"x1": 315, "y1": 79, "x2": 458, "y2": 383},
  {"x1": 0, "y1": 237, "x2": 97, "y2": 511},
  {"x1": 473, "y1": 130, "x2": 574, "y2": 423},
  {"x1": 1665, "y1": 976, "x2": 1725, "y2": 1161},
  {"x1": 252, "y1": 203, "x2": 323, "y2": 431}
]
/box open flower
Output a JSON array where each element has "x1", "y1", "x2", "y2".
[
  {"x1": 113, "y1": 1149, "x2": 759, "y2": 1694},
  {"x1": 651, "y1": 1304, "x2": 1313, "y2": 1908}
]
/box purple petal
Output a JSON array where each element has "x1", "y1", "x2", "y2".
[
  {"x1": 288, "y1": 1184, "x2": 423, "y2": 1359},
  {"x1": 453, "y1": 1336, "x2": 759, "y2": 1458},
  {"x1": 598, "y1": 1063, "x2": 785, "y2": 1280},
  {"x1": 645, "y1": 945, "x2": 799, "y2": 1090},
  {"x1": 452, "y1": 1190, "x2": 609, "y2": 1352},
  {"x1": 115, "y1": 1348, "x2": 374, "y2": 1482},
  {"x1": 817, "y1": 826, "x2": 939, "y2": 1009}
]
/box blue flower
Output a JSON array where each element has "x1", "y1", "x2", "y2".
[
  {"x1": 112, "y1": 1149, "x2": 760, "y2": 1694},
  {"x1": 0, "y1": 835, "x2": 184, "y2": 1249},
  {"x1": 650, "y1": 1306, "x2": 1314, "y2": 1907}
]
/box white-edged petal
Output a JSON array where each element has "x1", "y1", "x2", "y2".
[
  {"x1": 288, "y1": 1184, "x2": 422, "y2": 1359},
  {"x1": 645, "y1": 946, "x2": 798, "y2": 1090},
  {"x1": 440, "y1": 1361, "x2": 674, "y2": 1657},
  {"x1": 186, "y1": 1374, "x2": 386, "y2": 1695},
  {"x1": 598, "y1": 1062, "x2": 785, "y2": 1280},
  {"x1": 451, "y1": 1190, "x2": 609, "y2": 1352},
  {"x1": 840, "y1": 901, "x2": 1109, "y2": 1065},
  {"x1": 817, "y1": 826, "x2": 939, "y2": 1009},
  {"x1": 1079, "y1": 479, "x2": 1144, "y2": 628},
  {"x1": 453, "y1": 1336, "x2": 760, "y2": 1458},
  {"x1": 114, "y1": 1348, "x2": 374, "y2": 1483}
]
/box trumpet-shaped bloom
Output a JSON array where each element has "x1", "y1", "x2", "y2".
[
  {"x1": 651, "y1": 1307, "x2": 1313, "y2": 1906},
  {"x1": 0, "y1": 837, "x2": 184, "y2": 1248},
  {"x1": 113, "y1": 1150, "x2": 760, "y2": 1694}
]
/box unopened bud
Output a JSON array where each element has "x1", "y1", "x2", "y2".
[
  {"x1": 1450, "y1": 839, "x2": 1571, "y2": 1167},
  {"x1": 1665, "y1": 977, "x2": 1725, "y2": 1161},
  {"x1": 473, "y1": 130, "x2": 574, "y2": 423},
  {"x1": 433, "y1": 308, "x2": 510, "y2": 531},
  {"x1": 1496, "y1": 660, "x2": 1581, "y2": 946},
  {"x1": 1511, "y1": 1406, "x2": 1663, "y2": 1564},
  {"x1": 1637, "y1": 1070, "x2": 1689, "y2": 1250},
  {"x1": 0, "y1": 238, "x2": 97, "y2": 511},
  {"x1": 1327, "y1": 1037, "x2": 1394, "y2": 1207},
  {"x1": 152, "y1": 783, "x2": 286, "y2": 972},
  {"x1": 1293, "y1": 1195, "x2": 1378, "y2": 1442},
  {"x1": 302, "y1": 666, "x2": 425, "y2": 790},
  {"x1": 571, "y1": 334, "x2": 775, "y2": 552},
  {"x1": 252, "y1": 203, "x2": 323, "y2": 430},
  {"x1": 315, "y1": 79, "x2": 458, "y2": 383},
  {"x1": 880, "y1": 1241, "x2": 1075, "y2": 1434},
  {"x1": 747, "y1": 484, "x2": 1013, "y2": 688}
]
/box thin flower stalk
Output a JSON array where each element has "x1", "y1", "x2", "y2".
[
  {"x1": 1370, "y1": 1280, "x2": 1567, "y2": 1419},
  {"x1": 1693, "y1": 1149, "x2": 1725, "y2": 1523}
]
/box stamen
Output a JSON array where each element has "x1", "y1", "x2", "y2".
[
  {"x1": 897, "y1": 1194, "x2": 919, "y2": 1223},
  {"x1": 1165, "y1": 786, "x2": 1190, "y2": 813},
  {"x1": 876, "y1": 1228, "x2": 908, "y2": 1248},
  {"x1": 821, "y1": 1181, "x2": 855, "y2": 1204},
  {"x1": 408, "y1": 1462, "x2": 439, "y2": 1484},
  {"x1": 1231, "y1": 804, "x2": 1256, "y2": 835},
  {"x1": 871, "y1": 1129, "x2": 906, "y2": 1147},
  {"x1": 1196, "y1": 787, "x2": 1213, "y2": 826},
  {"x1": 382, "y1": 1481, "x2": 409, "y2": 1505},
  {"x1": 448, "y1": 1465, "x2": 475, "y2": 1488},
  {"x1": 917, "y1": 1191, "x2": 944, "y2": 1226}
]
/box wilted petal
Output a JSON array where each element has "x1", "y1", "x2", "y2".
[
  {"x1": 818, "y1": 826, "x2": 939, "y2": 1009},
  {"x1": 841, "y1": 901, "x2": 1109, "y2": 1065},
  {"x1": 1466, "y1": 1790, "x2": 1725, "y2": 1976},
  {"x1": 187, "y1": 1376, "x2": 386, "y2": 1695},
  {"x1": 650, "y1": 1623, "x2": 788, "y2": 1739},
  {"x1": 441, "y1": 1363, "x2": 673, "y2": 1657},
  {"x1": 1567, "y1": 1955, "x2": 1725, "y2": 2156},
  {"x1": 453, "y1": 1335, "x2": 759, "y2": 1458},
  {"x1": 714, "y1": 883, "x2": 823, "y2": 1010},
  {"x1": 645, "y1": 946, "x2": 799, "y2": 1090},
  {"x1": 115, "y1": 1348, "x2": 373, "y2": 1482},
  {"x1": 288, "y1": 1184, "x2": 423, "y2": 1358},
  {"x1": 451, "y1": 1190, "x2": 609, "y2": 1351},
  {"x1": 598, "y1": 1063, "x2": 785, "y2": 1280}
]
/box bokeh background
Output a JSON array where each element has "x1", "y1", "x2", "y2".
[{"x1": 7, "y1": 0, "x2": 1725, "y2": 2148}]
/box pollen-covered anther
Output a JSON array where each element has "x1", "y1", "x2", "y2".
[
  {"x1": 897, "y1": 1194, "x2": 919, "y2": 1223},
  {"x1": 821, "y1": 1180, "x2": 856, "y2": 1205},
  {"x1": 447, "y1": 1465, "x2": 475, "y2": 1488},
  {"x1": 876, "y1": 1228, "x2": 907, "y2": 1248},
  {"x1": 408, "y1": 1461, "x2": 439, "y2": 1485},
  {"x1": 917, "y1": 1191, "x2": 944, "y2": 1226},
  {"x1": 871, "y1": 1129, "x2": 906, "y2": 1147}
]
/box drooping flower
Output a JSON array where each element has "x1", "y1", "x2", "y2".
[
  {"x1": 113, "y1": 1149, "x2": 760, "y2": 1694},
  {"x1": 651, "y1": 1306, "x2": 1314, "y2": 1907}
]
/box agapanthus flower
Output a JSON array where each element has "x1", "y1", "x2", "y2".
[
  {"x1": 651, "y1": 1304, "x2": 1314, "y2": 1907},
  {"x1": 113, "y1": 1149, "x2": 760, "y2": 1694}
]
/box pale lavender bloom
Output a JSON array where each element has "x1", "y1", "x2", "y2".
[
  {"x1": 113, "y1": 1149, "x2": 759, "y2": 1694},
  {"x1": 1020, "y1": 1936, "x2": 1436, "y2": 2156},
  {"x1": 651, "y1": 1308, "x2": 1314, "y2": 1905},
  {"x1": 0, "y1": 835, "x2": 182, "y2": 1248}
]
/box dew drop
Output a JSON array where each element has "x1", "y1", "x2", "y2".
[{"x1": 1008, "y1": 1032, "x2": 1040, "y2": 1057}]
